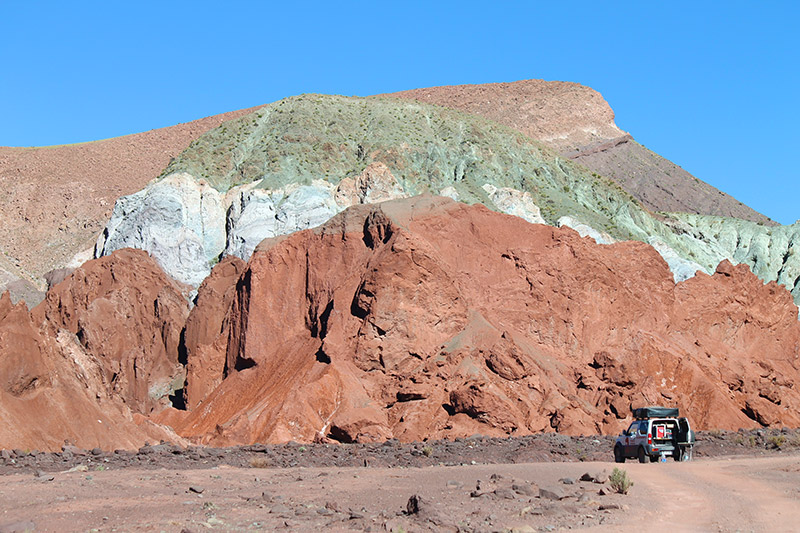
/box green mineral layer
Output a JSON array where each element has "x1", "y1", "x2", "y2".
[{"x1": 160, "y1": 94, "x2": 793, "y2": 303}]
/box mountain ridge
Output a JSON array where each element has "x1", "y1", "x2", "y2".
[{"x1": 385, "y1": 79, "x2": 774, "y2": 225}]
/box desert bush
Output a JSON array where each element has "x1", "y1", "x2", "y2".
[
  {"x1": 422, "y1": 446, "x2": 433, "y2": 457},
  {"x1": 249, "y1": 456, "x2": 270, "y2": 468},
  {"x1": 609, "y1": 467, "x2": 633, "y2": 495},
  {"x1": 767, "y1": 435, "x2": 786, "y2": 449}
]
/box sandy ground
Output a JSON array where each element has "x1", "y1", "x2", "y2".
[{"x1": 0, "y1": 453, "x2": 798, "y2": 532}]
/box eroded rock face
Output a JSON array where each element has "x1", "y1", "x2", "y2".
[
  {"x1": 671, "y1": 214, "x2": 800, "y2": 303},
  {"x1": 0, "y1": 249, "x2": 190, "y2": 451},
  {"x1": 182, "y1": 256, "x2": 247, "y2": 409},
  {"x1": 95, "y1": 173, "x2": 226, "y2": 287},
  {"x1": 100, "y1": 157, "x2": 553, "y2": 284},
  {"x1": 172, "y1": 196, "x2": 800, "y2": 445},
  {"x1": 40, "y1": 248, "x2": 192, "y2": 414}
]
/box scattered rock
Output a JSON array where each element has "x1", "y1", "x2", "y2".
[
  {"x1": 33, "y1": 470, "x2": 54, "y2": 482},
  {"x1": 559, "y1": 477, "x2": 576, "y2": 485},
  {"x1": 348, "y1": 509, "x2": 364, "y2": 520},
  {"x1": 188, "y1": 486, "x2": 205, "y2": 494},
  {"x1": 580, "y1": 470, "x2": 609, "y2": 483},
  {"x1": 324, "y1": 501, "x2": 341, "y2": 512},
  {"x1": 512, "y1": 482, "x2": 538, "y2": 497},
  {"x1": 494, "y1": 488, "x2": 517, "y2": 500},
  {"x1": 62, "y1": 445, "x2": 86, "y2": 456},
  {"x1": 539, "y1": 486, "x2": 568, "y2": 501},
  {"x1": 405, "y1": 494, "x2": 424, "y2": 515},
  {"x1": 599, "y1": 503, "x2": 622, "y2": 511},
  {"x1": 270, "y1": 504, "x2": 292, "y2": 515}
]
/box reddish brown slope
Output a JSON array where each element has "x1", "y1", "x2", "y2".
[
  {"x1": 172, "y1": 196, "x2": 800, "y2": 446},
  {"x1": 0, "y1": 105, "x2": 262, "y2": 304},
  {"x1": 0, "y1": 249, "x2": 190, "y2": 451},
  {"x1": 384, "y1": 80, "x2": 774, "y2": 224}
]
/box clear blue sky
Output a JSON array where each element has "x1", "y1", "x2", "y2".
[{"x1": 2, "y1": 1, "x2": 798, "y2": 224}]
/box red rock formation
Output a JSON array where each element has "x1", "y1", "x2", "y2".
[
  {"x1": 182, "y1": 256, "x2": 247, "y2": 409},
  {"x1": 1, "y1": 196, "x2": 796, "y2": 451},
  {"x1": 173, "y1": 196, "x2": 800, "y2": 445},
  {"x1": 0, "y1": 249, "x2": 189, "y2": 451}
]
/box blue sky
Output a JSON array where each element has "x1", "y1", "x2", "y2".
[{"x1": 2, "y1": 1, "x2": 798, "y2": 223}]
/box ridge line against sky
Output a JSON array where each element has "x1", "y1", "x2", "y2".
[{"x1": 1, "y1": 1, "x2": 797, "y2": 224}]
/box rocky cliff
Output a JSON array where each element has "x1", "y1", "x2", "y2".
[
  {"x1": 169, "y1": 197, "x2": 800, "y2": 445},
  {"x1": 0, "y1": 249, "x2": 189, "y2": 450},
  {"x1": 3, "y1": 197, "x2": 798, "y2": 450}
]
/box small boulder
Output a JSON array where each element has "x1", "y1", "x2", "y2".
[
  {"x1": 580, "y1": 470, "x2": 609, "y2": 483},
  {"x1": 62, "y1": 445, "x2": 86, "y2": 456},
  {"x1": 512, "y1": 482, "x2": 538, "y2": 497},
  {"x1": 539, "y1": 486, "x2": 568, "y2": 500},
  {"x1": 494, "y1": 488, "x2": 517, "y2": 500}
]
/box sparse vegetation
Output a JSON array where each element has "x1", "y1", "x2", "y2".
[
  {"x1": 422, "y1": 446, "x2": 433, "y2": 457},
  {"x1": 609, "y1": 467, "x2": 633, "y2": 494},
  {"x1": 249, "y1": 456, "x2": 270, "y2": 468},
  {"x1": 767, "y1": 435, "x2": 786, "y2": 449}
]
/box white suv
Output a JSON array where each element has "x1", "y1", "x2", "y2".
[{"x1": 613, "y1": 407, "x2": 694, "y2": 463}]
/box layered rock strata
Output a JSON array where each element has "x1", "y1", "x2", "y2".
[
  {"x1": 169, "y1": 196, "x2": 800, "y2": 445},
  {"x1": 95, "y1": 94, "x2": 726, "y2": 291}
]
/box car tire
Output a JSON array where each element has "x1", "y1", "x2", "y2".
[
  {"x1": 638, "y1": 446, "x2": 650, "y2": 464},
  {"x1": 614, "y1": 445, "x2": 625, "y2": 463}
]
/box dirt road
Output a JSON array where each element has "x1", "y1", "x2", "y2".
[
  {"x1": 605, "y1": 455, "x2": 800, "y2": 533},
  {"x1": 0, "y1": 453, "x2": 798, "y2": 532}
]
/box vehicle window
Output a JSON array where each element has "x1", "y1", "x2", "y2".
[
  {"x1": 626, "y1": 423, "x2": 638, "y2": 435},
  {"x1": 638, "y1": 422, "x2": 648, "y2": 435}
]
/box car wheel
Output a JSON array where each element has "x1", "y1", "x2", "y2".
[
  {"x1": 638, "y1": 446, "x2": 650, "y2": 463},
  {"x1": 614, "y1": 445, "x2": 625, "y2": 463}
]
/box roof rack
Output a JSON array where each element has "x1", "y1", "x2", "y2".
[{"x1": 632, "y1": 406, "x2": 679, "y2": 419}]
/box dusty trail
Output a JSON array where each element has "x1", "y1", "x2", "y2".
[
  {"x1": 0, "y1": 454, "x2": 798, "y2": 532},
  {"x1": 596, "y1": 455, "x2": 800, "y2": 532}
]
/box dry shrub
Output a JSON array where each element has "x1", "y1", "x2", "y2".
[
  {"x1": 249, "y1": 456, "x2": 271, "y2": 468},
  {"x1": 609, "y1": 467, "x2": 633, "y2": 495}
]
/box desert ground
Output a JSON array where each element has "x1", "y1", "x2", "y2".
[{"x1": 1, "y1": 432, "x2": 799, "y2": 532}]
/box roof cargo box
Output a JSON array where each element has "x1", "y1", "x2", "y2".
[{"x1": 633, "y1": 406, "x2": 679, "y2": 419}]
